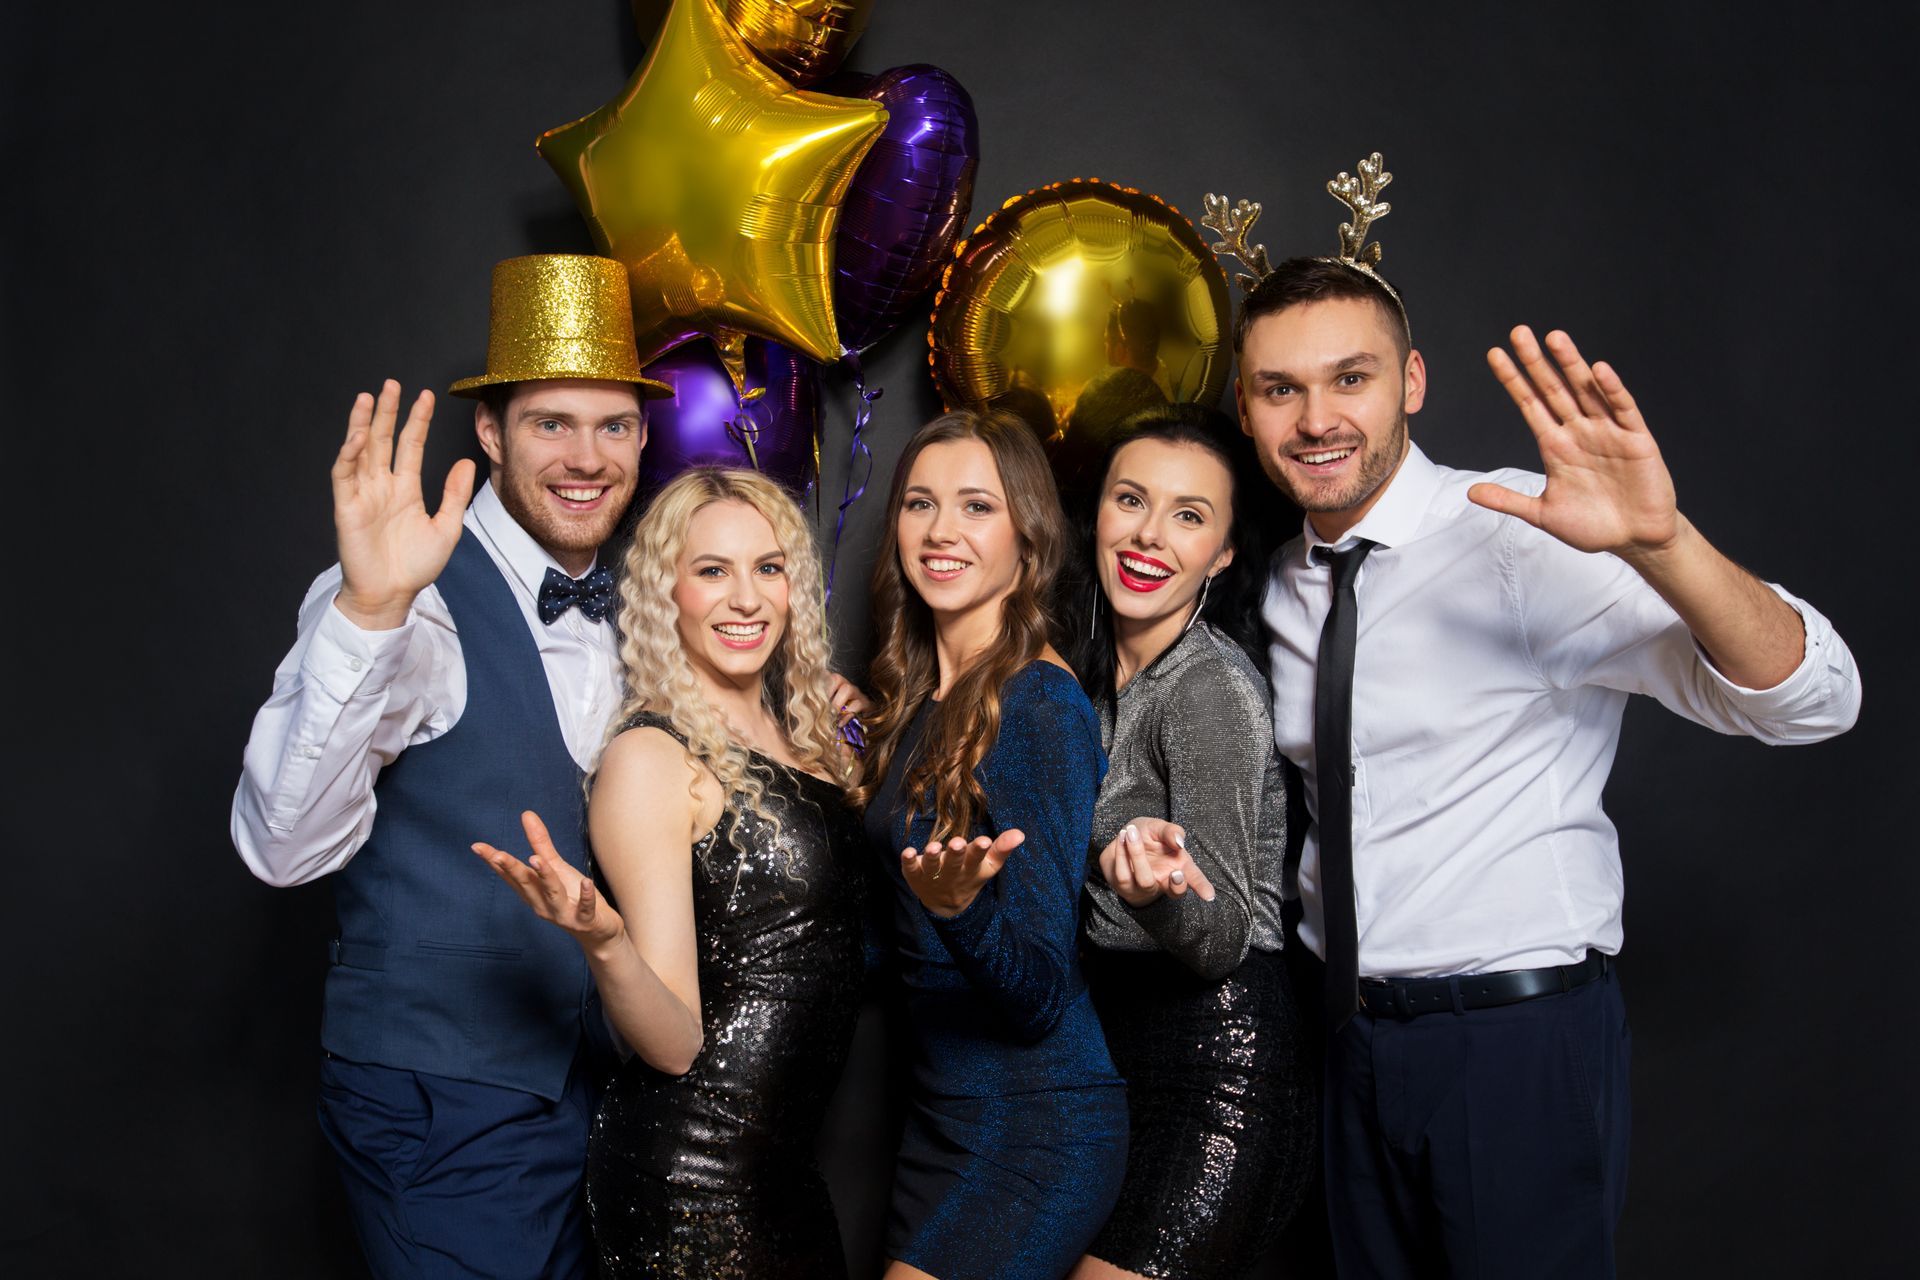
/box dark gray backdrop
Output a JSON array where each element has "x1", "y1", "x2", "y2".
[{"x1": 3, "y1": 1, "x2": 1912, "y2": 1275}]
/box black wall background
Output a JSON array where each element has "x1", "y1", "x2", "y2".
[{"x1": 3, "y1": 1, "x2": 1914, "y2": 1275}]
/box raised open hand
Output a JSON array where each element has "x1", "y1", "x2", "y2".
[
  {"x1": 1469, "y1": 327, "x2": 1679, "y2": 561},
  {"x1": 472, "y1": 810, "x2": 625, "y2": 950},
  {"x1": 901, "y1": 830, "x2": 1026, "y2": 918},
  {"x1": 1097, "y1": 819, "x2": 1216, "y2": 908},
  {"x1": 332, "y1": 379, "x2": 477, "y2": 630}
]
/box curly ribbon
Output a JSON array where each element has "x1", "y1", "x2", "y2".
[
  {"x1": 839, "y1": 713, "x2": 868, "y2": 755},
  {"x1": 826, "y1": 352, "x2": 881, "y2": 603},
  {"x1": 725, "y1": 415, "x2": 763, "y2": 472}
]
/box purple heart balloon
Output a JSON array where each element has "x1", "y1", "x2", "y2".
[
  {"x1": 639, "y1": 337, "x2": 819, "y2": 497},
  {"x1": 830, "y1": 65, "x2": 980, "y2": 354}
]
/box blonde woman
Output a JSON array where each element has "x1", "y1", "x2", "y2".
[{"x1": 474, "y1": 468, "x2": 864, "y2": 1279}]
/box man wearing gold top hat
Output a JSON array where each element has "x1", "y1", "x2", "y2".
[{"x1": 230, "y1": 255, "x2": 670, "y2": 1278}]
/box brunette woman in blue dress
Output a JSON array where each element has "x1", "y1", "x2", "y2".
[{"x1": 856, "y1": 408, "x2": 1128, "y2": 1280}]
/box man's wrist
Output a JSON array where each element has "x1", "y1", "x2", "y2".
[
  {"x1": 333, "y1": 587, "x2": 415, "y2": 632},
  {"x1": 1617, "y1": 513, "x2": 1696, "y2": 583}
]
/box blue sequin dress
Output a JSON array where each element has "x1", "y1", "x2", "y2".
[{"x1": 865, "y1": 661, "x2": 1129, "y2": 1280}]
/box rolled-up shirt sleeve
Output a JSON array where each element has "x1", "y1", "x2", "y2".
[
  {"x1": 1515, "y1": 522, "x2": 1861, "y2": 745},
  {"x1": 230, "y1": 568, "x2": 465, "y2": 886},
  {"x1": 1684, "y1": 584, "x2": 1862, "y2": 741}
]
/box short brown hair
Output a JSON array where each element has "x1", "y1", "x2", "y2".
[
  {"x1": 1233, "y1": 257, "x2": 1409, "y2": 358},
  {"x1": 474, "y1": 382, "x2": 524, "y2": 426}
]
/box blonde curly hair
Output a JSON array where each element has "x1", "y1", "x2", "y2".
[{"x1": 593, "y1": 468, "x2": 850, "y2": 852}]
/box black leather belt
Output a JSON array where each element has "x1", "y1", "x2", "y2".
[{"x1": 1357, "y1": 950, "x2": 1608, "y2": 1019}]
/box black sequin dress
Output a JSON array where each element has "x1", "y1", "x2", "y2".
[{"x1": 586, "y1": 712, "x2": 864, "y2": 1279}]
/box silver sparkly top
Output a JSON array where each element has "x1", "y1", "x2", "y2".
[{"x1": 1083, "y1": 621, "x2": 1289, "y2": 978}]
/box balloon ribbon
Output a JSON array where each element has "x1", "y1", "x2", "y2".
[
  {"x1": 826, "y1": 354, "x2": 880, "y2": 602},
  {"x1": 725, "y1": 416, "x2": 763, "y2": 472}
]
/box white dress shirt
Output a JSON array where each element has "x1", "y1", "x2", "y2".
[
  {"x1": 1264, "y1": 443, "x2": 1861, "y2": 978},
  {"x1": 231, "y1": 481, "x2": 623, "y2": 887}
]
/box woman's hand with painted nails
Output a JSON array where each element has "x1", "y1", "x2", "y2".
[{"x1": 1097, "y1": 818, "x2": 1214, "y2": 907}]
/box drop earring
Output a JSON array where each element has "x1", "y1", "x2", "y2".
[{"x1": 1182, "y1": 573, "x2": 1214, "y2": 635}]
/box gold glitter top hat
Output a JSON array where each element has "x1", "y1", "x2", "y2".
[
  {"x1": 449, "y1": 255, "x2": 672, "y2": 399},
  {"x1": 1203, "y1": 151, "x2": 1409, "y2": 337}
]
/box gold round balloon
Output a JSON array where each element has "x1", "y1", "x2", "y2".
[
  {"x1": 720, "y1": 0, "x2": 875, "y2": 84},
  {"x1": 928, "y1": 179, "x2": 1233, "y2": 452}
]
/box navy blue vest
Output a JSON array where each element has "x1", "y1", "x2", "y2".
[{"x1": 321, "y1": 530, "x2": 598, "y2": 1100}]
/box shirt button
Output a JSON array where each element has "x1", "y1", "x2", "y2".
[
  {"x1": 303, "y1": 745, "x2": 322, "y2": 760},
  {"x1": 347, "y1": 657, "x2": 364, "y2": 672}
]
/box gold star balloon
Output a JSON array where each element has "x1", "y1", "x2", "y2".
[{"x1": 540, "y1": 0, "x2": 886, "y2": 367}]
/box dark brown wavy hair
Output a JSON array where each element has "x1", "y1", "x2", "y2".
[{"x1": 851, "y1": 408, "x2": 1071, "y2": 839}]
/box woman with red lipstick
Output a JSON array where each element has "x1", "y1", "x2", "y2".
[
  {"x1": 856, "y1": 409, "x2": 1128, "y2": 1280},
  {"x1": 1067, "y1": 405, "x2": 1316, "y2": 1280},
  {"x1": 473, "y1": 467, "x2": 866, "y2": 1279}
]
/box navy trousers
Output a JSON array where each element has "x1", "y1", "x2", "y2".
[
  {"x1": 1323, "y1": 965, "x2": 1631, "y2": 1279},
  {"x1": 318, "y1": 1053, "x2": 597, "y2": 1280}
]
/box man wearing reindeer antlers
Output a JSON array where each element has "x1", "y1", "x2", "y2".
[
  {"x1": 1210, "y1": 158, "x2": 1861, "y2": 1276},
  {"x1": 230, "y1": 255, "x2": 671, "y2": 1278}
]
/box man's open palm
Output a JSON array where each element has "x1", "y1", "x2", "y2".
[
  {"x1": 331, "y1": 379, "x2": 476, "y2": 628},
  {"x1": 1469, "y1": 327, "x2": 1679, "y2": 558}
]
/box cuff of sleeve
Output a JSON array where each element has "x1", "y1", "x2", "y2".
[
  {"x1": 929, "y1": 885, "x2": 1001, "y2": 953},
  {"x1": 304, "y1": 595, "x2": 416, "y2": 701},
  {"x1": 1693, "y1": 583, "x2": 1833, "y2": 703}
]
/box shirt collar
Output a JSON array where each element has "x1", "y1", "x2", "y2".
[
  {"x1": 1299, "y1": 440, "x2": 1442, "y2": 554},
  {"x1": 467, "y1": 479, "x2": 597, "y2": 600}
]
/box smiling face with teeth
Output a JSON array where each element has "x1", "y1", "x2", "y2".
[
  {"x1": 670, "y1": 498, "x2": 791, "y2": 690},
  {"x1": 896, "y1": 437, "x2": 1027, "y2": 641},
  {"x1": 1096, "y1": 438, "x2": 1236, "y2": 642},
  {"x1": 475, "y1": 378, "x2": 646, "y2": 576},
  {"x1": 1235, "y1": 297, "x2": 1426, "y2": 544}
]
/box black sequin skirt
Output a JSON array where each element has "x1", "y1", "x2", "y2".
[{"x1": 1084, "y1": 945, "x2": 1318, "y2": 1279}]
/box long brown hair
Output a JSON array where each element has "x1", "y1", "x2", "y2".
[{"x1": 851, "y1": 409, "x2": 1070, "y2": 838}]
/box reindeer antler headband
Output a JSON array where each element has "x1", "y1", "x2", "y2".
[{"x1": 1203, "y1": 151, "x2": 1408, "y2": 337}]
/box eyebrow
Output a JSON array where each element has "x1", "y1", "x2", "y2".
[
  {"x1": 903, "y1": 484, "x2": 1006, "y2": 502},
  {"x1": 1112, "y1": 477, "x2": 1216, "y2": 509},
  {"x1": 515, "y1": 406, "x2": 640, "y2": 422},
  {"x1": 689, "y1": 548, "x2": 786, "y2": 565},
  {"x1": 1248, "y1": 351, "x2": 1384, "y2": 383}
]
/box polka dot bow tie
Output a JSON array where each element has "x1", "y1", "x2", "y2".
[{"x1": 537, "y1": 565, "x2": 615, "y2": 625}]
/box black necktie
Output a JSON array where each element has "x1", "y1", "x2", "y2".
[
  {"x1": 536, "y1": 565, "x2": 615, "y2": 625},
  {"x1": 1314, "y1": 539, "x2": 1377, "y2": 1029}
]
